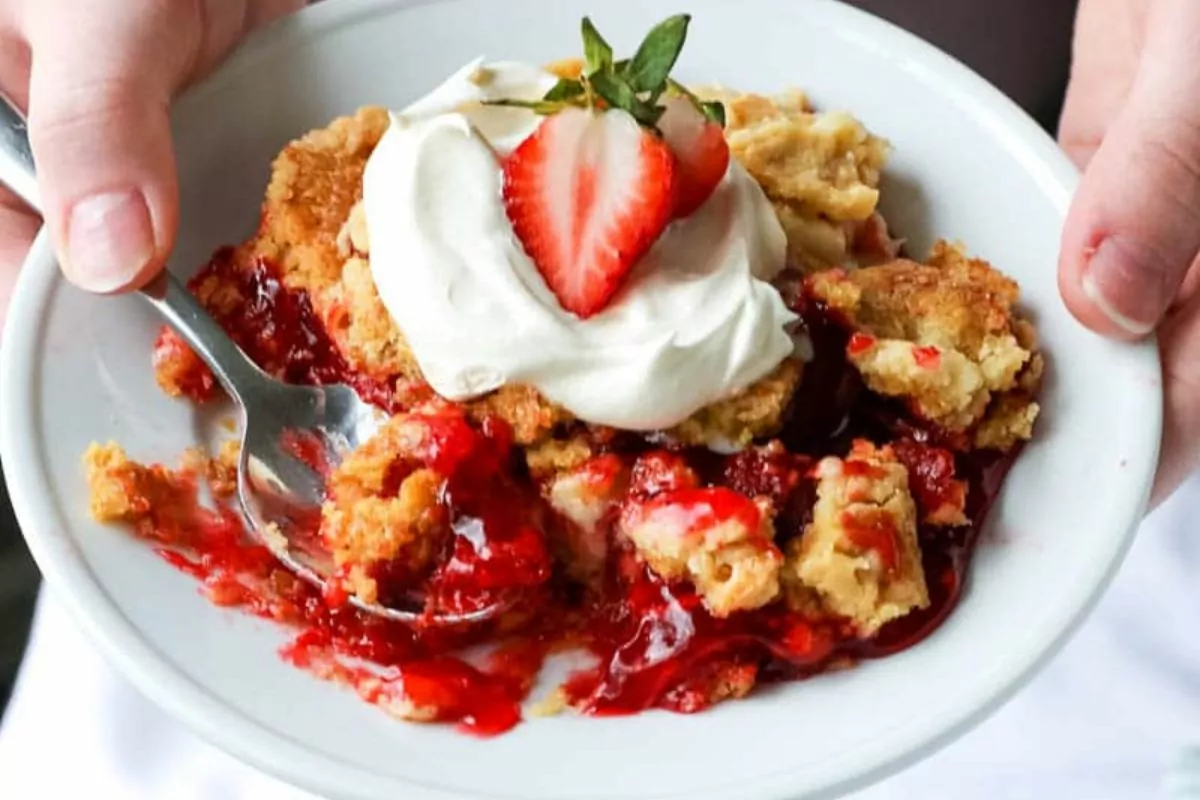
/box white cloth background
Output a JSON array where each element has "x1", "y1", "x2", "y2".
[{"x1": 1, "y1": 476, "x2": 1197, "y2": 799}]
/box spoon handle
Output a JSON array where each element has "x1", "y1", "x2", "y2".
[
  {"x1": 0, "y1": 95, "x2": 37, "y2": 210},
  {"x1": 0, "y1": 96, "x2": 267, "y2": 404},
  {"x1": 137, "y1": 271, "x2": 269, "y2": 401}
]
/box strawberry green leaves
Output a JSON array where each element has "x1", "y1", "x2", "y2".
[
  {"x1": 589, "y1": 71, "x2": 664, "y2": 127},
  {"x1": 667, "y1": 78, "x2": 726, "y2": 128},
  {"x1": 581, "y1": 17, "x2": 614, "y2": 73},
  {"x1": 544, "y1": 78, "x2": 586, "y2": 103},
  {"x1": 486, "y1": 14, "x2": 726, "y2": 134},
  {"x1": 625, "y1": 14, "x2": 689, "y2": 99},
  {"x1": 580, "y1": 14, "x2": 689, "y2": 125}
]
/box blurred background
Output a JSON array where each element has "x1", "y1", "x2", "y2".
[{"x1": 0, "y1": 476, "x2": 37, "y2": 718}]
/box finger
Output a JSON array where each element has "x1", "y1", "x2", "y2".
[
  {"x1": 191, "y1": 0, "x2": 308, "y2": 81},
  {"x1": 246, "y1": 0, "x2": 309, "y2": 30},
  {"x1": 1058, "y1": 0, "x2": 1200, "y2": 339},
  {"x1": 0, "y1": 32, "x2": 30, "y2": 111},
  {"x1": 1057, "y1": 0, "x2": 1146, "y2": 169},
  {"x1": 19, "y1": 1, "x2": 203, "y2": 294},
  {"x1": 0, "y1": 187, "x2": 41, "y2": 332},
  {"x1": 18, "y1": 0, "x2": 296, "y2": 295},
  {"x1": 1151, "y1": 272, "x2": 1200, "y2": 507}
]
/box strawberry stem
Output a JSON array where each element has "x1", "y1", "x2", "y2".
[
  {"x1": 581, "y1": 17, "x2": 614, "y2": 74},
  {"x1": 486, "y1": 14, "x2": 726, "y2": 131},
  {"x1": 666, "y1": 78, "x2": 726, "y2": 128}
]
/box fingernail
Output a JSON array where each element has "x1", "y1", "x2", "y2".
[
  {"x1": 64, "y1": 189, "x2": 156, "y2": 293},
  {"x1": 1081, "y1": 237, "x2": 1160, "y2": 336}
]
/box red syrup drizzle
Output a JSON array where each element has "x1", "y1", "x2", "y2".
[
  {"x1": 122, "y1": 458, "x2": 537, "y2": 735},
  {"x1": 142, "y1": 250, "x2": 1019, "y2": 732},
  {"x1": 154, "y1": 248, "x2": 401, "y2": 413}
]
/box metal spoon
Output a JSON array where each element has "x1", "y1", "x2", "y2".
[{"x1": 0, "y1": 97, "x2": 500, "y2": 626}]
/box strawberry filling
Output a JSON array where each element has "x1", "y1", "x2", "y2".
[{"x1": 133, "y1": 248, "x2": 1016, "y2": 735}]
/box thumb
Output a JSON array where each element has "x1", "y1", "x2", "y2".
[
  {"x1": 19, "y1": 0, "x2": 295, "y2": 294},
  {"x1": 21, "y1": 1, "x2": 204, "y2": 294},
  {"x1": 1058, "y1": 0, "x2": 1200, "y2": 339}
]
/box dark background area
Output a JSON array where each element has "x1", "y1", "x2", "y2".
[{"x1": 0, "y1": 468, "x2": 38, "y2": 717}]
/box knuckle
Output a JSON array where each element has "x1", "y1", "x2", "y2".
[
  {"x1": 28, "y1": 75, "x2": 163, "y2": 147},
  {"x1": 1060, "y1": 133, "x2": 1102, "y2": 170},
  {"x1": 1107, "y1": 113, "x2": 1200, "y2": 258},
  {"x1": 1134, "y1": 114, "x2": 1200, "y2": 202}
]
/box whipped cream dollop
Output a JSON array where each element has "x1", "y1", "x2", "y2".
[{"x1": 363, "y1": 59, "x2": 797, "y2": 430}]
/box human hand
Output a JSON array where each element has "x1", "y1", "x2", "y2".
[
  {"x1": 0, "y1": 0, "x2": 304, "y2": 331},
  {"x1": 1058, "y1": 0, "x2": 1200, "y2": 506}
]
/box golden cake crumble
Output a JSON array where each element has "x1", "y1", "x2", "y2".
[
  {"x1": 783, "y1": 441, "x2": 928, "y2": 635},
  {"x1": 619, "y1": 456, "x2": 783, "y2": 619},
  {"x1": 807, "y1": 241, "x2": 1042, "y2": 449}
]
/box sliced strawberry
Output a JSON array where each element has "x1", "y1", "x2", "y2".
[
  {"x1": 657, "y1": 96, "x2": 730, "y2": 218},
  {"x1": 502, "y1": 107, "x2": 676, "y2": 319}
]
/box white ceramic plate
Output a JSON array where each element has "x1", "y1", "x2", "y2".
[{"x1": 0, "y1": 1, "x2": 1161, "y2": 799}]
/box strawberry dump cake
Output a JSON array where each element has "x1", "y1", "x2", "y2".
[{"x1": 84, "y1": 15, "x2": 1042, "y2": 735}]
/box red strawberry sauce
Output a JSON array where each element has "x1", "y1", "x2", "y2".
[{"x1": 135, "y1": 252, "x2": 1015, "y2": 735}]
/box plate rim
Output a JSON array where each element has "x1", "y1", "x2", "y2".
[{"x1": 0, "y1": 1, "x2": 1162, "y2": 799}]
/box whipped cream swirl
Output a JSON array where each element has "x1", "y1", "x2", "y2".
[{"x1": 363, "y1": 59, "x2": 797, "y2": 430}]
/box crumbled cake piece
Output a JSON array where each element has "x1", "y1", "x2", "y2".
[
  {"x1": 338, "y1": 201, "x2": 370, "y2": 257},
  {"x1": 324, "y1": 414, "x2": 430, "y2": 502},
  {"x1": 772, "y1": 203, "x2": 851, "y2": 270},
  {"x1": 782, "y1": 441, "x2": 928, "y2": 634},
  {"x1": 698, "y1": 661, "x2": 758, "y2": 705},
  {"x1": 254, "y1": 105, "x2": 392, "y2": 293},
  {"x1": 247, "y1": 105, "x2": 423, "y2": 390},
  {"x1": 727, "y1": 104, "x2": 886, "y2": 220},
  {"x1": 245, "y1": 106, "x2": 585, "y2": 449},
  {"x1": 297, "y1": 663, "x2": 438, "y2": 724},
  {"x1": 619, "y1": 486, "x2": 783, "y2": 618},
  {"x1": 316, "y1": 255, "x2": 413, "y2": 382},
  {"x1": 668, "y1": 358, "x2": 804, "y2": 450},
  {"x1": 85, "y1": 443, "x2": 165, "y2": 524},
  {"x1": 628, "y1": 450, "x2": 701, "y2": 500},
  {"x1": 848, "y1": 336, "x2": 992, "y2": 431},
  {"x1": 975, "y1": 314, "x2": 1044, "y2": 451},
  {"x1": 153, "y1": 328, "x2": 215, "y2": 400},
  {"x1": 668, "y1": 660, "x2": 759, "y2": 713},
  {"x1": 544, "y1": 455, "x2": 629, "y2": 583},
  {"x1": 209, "y1": 439, "x2": 241, "y2": 498},
  {"x1": 180, "y1": 440, "x2": 240, "y2": 499},
  {"x1": 83, "y1": 443, "x2": 200, "y2": 543},
  {"x1": 807, "y1": 242, "x2": 1041, "y2": 448},
  {"x1": 460, "y1": 384, "x2": 574, "y2": 448},
  {"x1": 361, "y1": 676, "x2": 441, "y2": 723},
  {"x1": 706, "y1": 90, "x2": 890, "y2": 272},
  {"x1": 808, "y1": 244, "x2": 1012, "y2": 351},
  {"x1": 973, "y1": 393, "x2": 1041, "y2": 451},
  {"x1": 320, "y1": 414, "x2": 455, "y2": 601},
  {"x1": 526, "y1": 687, "x2": 570, "y2": 718},
  {"x1": 322, "y1": 470, "x2": 446, "y2": 585},
  {"x1": 525, "y1": 434, "x2": 595, "y2": 480}
]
